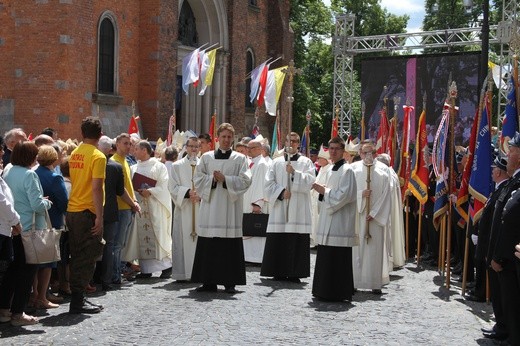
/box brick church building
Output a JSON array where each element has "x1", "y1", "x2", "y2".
[{"x1": 0, "y1": 0, "x2": 293, "y2": 141}]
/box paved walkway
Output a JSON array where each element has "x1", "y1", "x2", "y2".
[{"x1": 0, "y1": 253, "x2": 496, "y2": 345}]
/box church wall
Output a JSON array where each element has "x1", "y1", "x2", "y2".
[{"x1": 0, "y1": 0, "x2": 292, "y2": 142}]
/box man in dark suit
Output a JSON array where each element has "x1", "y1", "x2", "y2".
[
  {"x1": 489, "y1": 133, "x2": 520, "y2": 344},
  {"x1": 469, "y1": 157, "x2": 508, "y2": 339}
]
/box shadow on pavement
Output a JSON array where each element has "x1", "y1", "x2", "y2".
[
  {"x1": 0, "y1": 325, "x2": 46, "y2": 338},
  {"x1": 307, "y1": 298, "x2": 353, "y2": 312},
  {"x1": 177, "y1": 289, "x2": 241, "y2": 302},
  {"x1": 254, "y1": 277, "x2": 308, "y2": 291},
  {"x1": 39, "y1": 312, "x2": 90, "y2": 327},
  {"x1": 152, "y1": 281, "x2": 199, "y2": 291}
]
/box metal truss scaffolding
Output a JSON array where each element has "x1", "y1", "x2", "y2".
[{"x1": 333, "y1": 0, "x2": 519, "y2": 137}]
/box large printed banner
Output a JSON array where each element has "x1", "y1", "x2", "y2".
[{"x1": 361, "y1": 52, "x2": 480, "y2": 147}]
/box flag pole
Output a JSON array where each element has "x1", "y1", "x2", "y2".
[
  {"x1": 416, "y1": 93, "x2": 427, "y2": 266},
  {"x1": 361, "y1": 101, "x2": 366, "y2": 141},
  {"x1": 462, "y1": 73, "x2": 490, "y2": 295},
  {"x1": 446, "y1": 80, "x2": 458, "y2": 289}
]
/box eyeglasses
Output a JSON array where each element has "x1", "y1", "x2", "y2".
[{"x1": 247, "y1": 146, "x2": 260, "y2": 150}]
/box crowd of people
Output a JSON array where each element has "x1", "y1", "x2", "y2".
[{"x1": 0, "y1": 118, "x2": 519, "y2": 345}]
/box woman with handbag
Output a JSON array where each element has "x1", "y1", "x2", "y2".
[
  {"x1": 0, "y1": 141, "x2": 51, "y2": 326},
  {"x1": 33, "y1": 144, "x2": 68, "y2": 309}
]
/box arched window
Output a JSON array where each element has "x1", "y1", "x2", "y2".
[
  {"x1": 98, "y1": 16, "x2": 116, "y2": 94},
  {"x1": 245, "y1": 50, "x2": 254, "y2": 108},
  {"x1": 179, "y1": 2, "x2": 198, "y2": 47}
]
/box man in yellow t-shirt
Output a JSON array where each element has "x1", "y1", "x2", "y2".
[
  {"x1": 111, "y1": 133, "x2": 140, "y2": 284},
  {"x1": 66, "y1": 117, "x2": 106, "y2": 314}
]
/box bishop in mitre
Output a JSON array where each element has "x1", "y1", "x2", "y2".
[
  {"x1": 168, "y1": 136, "x2": 200, "y2": 281},
  {"x1": 351, "y1": 140, "x2": 391, "y2": 293},
  {"x1": 123, "y1": 140, "x2": 172, "y2": 277}
]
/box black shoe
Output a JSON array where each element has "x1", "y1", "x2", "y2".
[
  {"x1": 102, "y1": 283, "x2": 117, "y2": 291},
  {"x1": 287, "y1": 277, "x2": 301, "y2": 283},
  {"x1": 372, "y1": 289, "x2": 383, "y2": 295},
  {"x1": 69, "y1": 293, "x2": 102, "y2": 314},
  {"x1": 481, "y1": 327, "x2": 495, "y2": 334},
  {"x1": 272, "y1": 277, "x2": 285, "y2": 281},
  {"x1": 135, "y1": 273, "x2": 152, "y2": 279},
  {"x1": 465, "y1": 294, "x2": 485, "y2": 303},
  {"x1": 482, "y1": 331, "x2": 508, "y2": 341},
  {"x1": 224, "y1": 286, "x2": 237, "y2": 294},
  {"x1": 160, "y1": 267, "x2": 172, "y2": 279},
  {"x1": 195, "y1": 284, "x2": 217, "y2": 292}
]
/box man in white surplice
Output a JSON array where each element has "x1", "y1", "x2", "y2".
[
  {"x1": 260, "y1": 132, "x2": 316, "y2": 282},
  {"x1": 376, "y1": 153, "x2": 406, "y2": 269},
  {"x1": 311, "y1": 146, "x2": 331, "y2": 247},
  {"x1": 191, "y1": 123, "x2": 251, "y2": 294},
  {"x1": 351, "y1": 141, "x2": 391, "y2": 293},
  {"x1": 168, "y1": 137, "x2": 200, "y2": 281},
  {"x1": 242, "y1": 139, "x2": 269, "y2": 264},
  {"x1": 123, "y1": 140, "x2": 172, "y2": 277}
]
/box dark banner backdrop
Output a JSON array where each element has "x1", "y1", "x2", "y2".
[{"x1": 361, "y1": 52, "x2": 481, "y2": 147}]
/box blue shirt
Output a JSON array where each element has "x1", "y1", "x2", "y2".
[
  {"x1": 4, "y1": 165, "x2": 51, "y2": 231},
  {"x1": 36, "y1": 166, "x2": 68, "y2": 229}
]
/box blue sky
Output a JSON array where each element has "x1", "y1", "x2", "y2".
[{"x1": 323, "y1": 0, "x2": 426, "y2": 32}]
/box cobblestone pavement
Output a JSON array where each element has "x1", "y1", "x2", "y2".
[{"x1": 0, "y1": 252, "x2": 497, "y2": 345}]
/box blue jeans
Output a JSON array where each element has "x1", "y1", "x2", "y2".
[
  {"x1": 101, "y1": 221, "x2": 118, "y2": 285},
  {"x1": 112, "y1": 210, "x2": 133, "y2": 283}
]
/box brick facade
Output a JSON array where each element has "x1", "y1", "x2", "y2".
[{"x1": 0, "y1": 0, "x2": 293, "y2": 142}]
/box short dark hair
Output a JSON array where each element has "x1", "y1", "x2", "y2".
[
  {"x1": 164, "y1": 146, "x2": 178, "y2": 161},
  {"x1": 81, "y1": 117, "x2": 102, "y2": 140},
  {"x1": 198, "y1": 133, "x2": 211, "y2": 142},
  {"x1": 11, "y1": 141, "x2": 39, "y2": 167},
  {"x1": 41, "y1": 127, "x2": 56, "y2": 137},
  {"x1": 328, "y1": 137, "x2": 345, "y2": 149},
  {"x1": 60, "y1": 156, "x2": 70, "y2": 177},
  {"x1": 137, "y1": 140, "x2": 153, "y2": 156},
  {"x1": 217, "y1": 123, "x2": 235, "y2": 136}
]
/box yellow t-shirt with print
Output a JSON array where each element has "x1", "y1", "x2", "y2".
[
  {"x1": 111, "y1": 153, "x2": 135, "y2": 210},
  {"x1": 67, "y1": 143, "x2": 106, "y2": 213}
]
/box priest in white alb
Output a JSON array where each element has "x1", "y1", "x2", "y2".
[
  {"x1": 123, "y1": 140, "x2": 172, "y2": 278},
  {"x1": 376, "y1": 153, "x2": 406, "y2": 269},
  {"x1": 311, "y1": 137, "x2": 357, "y2": 302},
  {"x1": 310, "y1": 145, "x2": 331, "y2": 247},
  {"x1": 242, "y1": 138, "x2": 269, "y2": 264},
  {"x1": 168, "y1": 137, "x2": 200, "y2": 281},
  {"x1": 351, "y1": 140, "x2": 391, "y2": 293},
  {"x1": 261, "y1": 132, "x2": 316, "y2": 283},
  {"x1": 191, "y1": 123, "x2": 251, "y2": 294}
]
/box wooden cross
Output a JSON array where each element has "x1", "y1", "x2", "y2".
[{"x1": 282, "y1": 60, "x2": 302, "y2": 139}]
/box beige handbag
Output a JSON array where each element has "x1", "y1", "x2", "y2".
[{"x1": 21, "y1": 209, "x2": 61, "y2": 264}]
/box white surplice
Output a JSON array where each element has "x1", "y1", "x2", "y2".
[
  {"x1": 311, "y1": 163, "x2": 331, "y2": 245},
  {"x1": 265, "y1": 154, "x2": 316, "y2": 234},
  {"x1": 168, "y1": 156, "x2": 199, "y2": 280},
  {"x1": 351, "y1": 160, "x2": 391, "y2": 290},
  {"x1": 314, "y1": 162, "x2": 358, "y2": 247},
  {"x1": 194, "y1": 150, "x2": 251, "y2": 238},
  {"x1": 123, "y1": 158, "x2": 172, "y2": 273},
  {"x1": 242, "y1": 155, "x2": 269, "y2": 263},
  {"x1": 388, "y1": 167, "x2": 406, "y2": 268}
]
